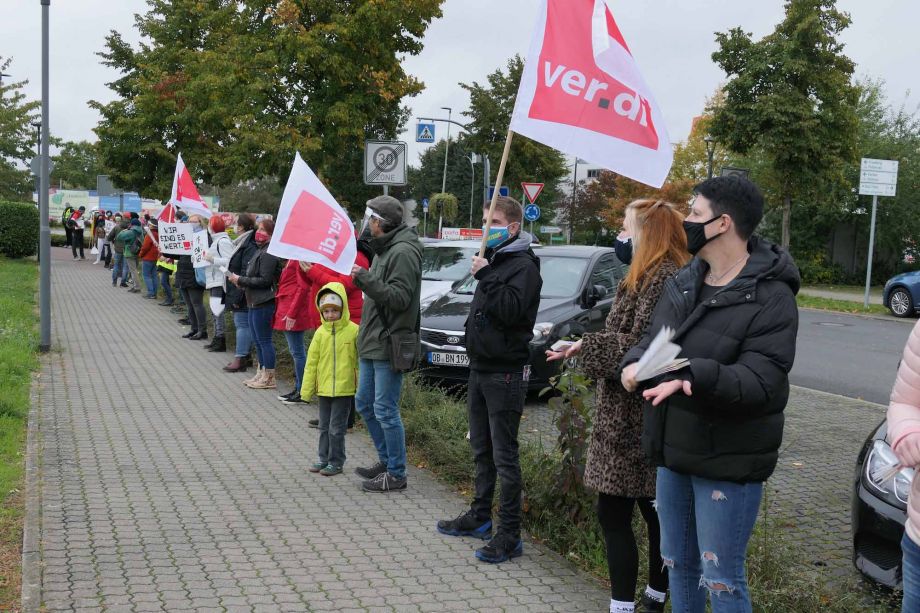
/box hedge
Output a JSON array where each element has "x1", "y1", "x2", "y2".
[{"x1": 0, "y1": 202, "x2": 39, "y2": 259}]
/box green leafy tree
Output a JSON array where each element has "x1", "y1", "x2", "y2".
[
  {"x1": 709, "y1": 0, "x2": 859, "y2": 249},
  {"x1": 0, "y1": 58, "x2": 40, "y2": 201},
  {"x1": 202, "y1": 177, "x2": 285, "y2": 216},
  {"x1": 407, "y1": 138, "x2": 482, "y2": 228},
  {"x1": 461, "y1": 55, "x2": 568, "y2": 222},
  {"x1": 51, "y1": 140, "x2": 103, "y2": 190},
  {"x1": 92, "y1": 0, "x2": 443, "y2": 214}
]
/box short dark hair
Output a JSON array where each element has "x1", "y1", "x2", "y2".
[
  {"x1": 237, "y1": 213, "x2": 256, "y2": 232},
  {"x1": 483, "y1": 196, "x2": 523, "y2": 224},
  {"x1": 693, "y1": 175, "x2": 763, "y2": 240},
  {"x1": 259, "y1": 218, "x2": 275, "y2": 235}
]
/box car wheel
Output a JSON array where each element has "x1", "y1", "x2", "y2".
[{"x1": 889, "y1": 288, "x2": 913, "y2": 317}]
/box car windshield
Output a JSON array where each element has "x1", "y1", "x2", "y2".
[
  {"x1": 455, "y1": 255, "x2": 588, "y2": 298},
  {"x1": 422, "y1": 245, "x2": 478, "y2": 282}
]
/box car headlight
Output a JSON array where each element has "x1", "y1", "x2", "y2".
[
  {"x1": 531, "y1": 322, "x2": 554, "y2": 344},
  {"x1": 865, "y1": 439, "x2": 915, "y2": 508}
]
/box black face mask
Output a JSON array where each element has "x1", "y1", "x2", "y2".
[
  {"x1": 614, "y1": 237, "x2": 633, "y2": 265},
  {"x1": 683, "y1": 216, "x2": 722, "y2": 255}
]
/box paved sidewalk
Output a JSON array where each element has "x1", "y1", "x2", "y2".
[
  {"x1": 800, "y1": 285, "x2": 884, "y2": 306},
  {"x1": 26, "y1": 248, "x2": 609, "y2": 612}
]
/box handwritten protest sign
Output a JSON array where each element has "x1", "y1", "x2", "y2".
[
  {"x1": 192, "y1": 231, "x2": 208, "y2": 268},
  {"x1": 159, "y1": 222, "x2": 195, "y2": 255}
]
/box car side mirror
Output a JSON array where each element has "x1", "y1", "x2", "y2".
[
  {"x1": 556, "y1": 322, "x2": 586, "y2": 339},
  {"x1": 580, "y1": 284, "x2": 608, "y2": 309}
]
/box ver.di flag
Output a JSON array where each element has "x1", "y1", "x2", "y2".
[
  {"x1": 510, "y1": 0, "x2": 672, "y2": 187},
  {"x1": 169, "y1": 153, "x2": 212, "y2": 218},
  {"x1": 267, "y1": 153, "x2": 357, "y2": 275}
]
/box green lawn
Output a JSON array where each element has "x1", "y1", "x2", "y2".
[
  {"x1": 0, "y1": 258, "x2": 38, "y2": 610},
  {"x1": 797, "y1": 294, "x2": 891, "y2": 317}
]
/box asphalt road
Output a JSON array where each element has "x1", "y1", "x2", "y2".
[{"x1": 793, "y1": 309, "x2": 915, "y2": 404}]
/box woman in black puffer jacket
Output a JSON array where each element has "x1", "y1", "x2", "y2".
[{"x1": 176, "y1": 215, "x2": 208, "y2": 341}]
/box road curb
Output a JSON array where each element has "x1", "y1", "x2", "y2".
[
  {"x1": 799, "y1": 306, "x2": 912, "y2": 325},
  {"x1": 790, "y1": 384, "x2": 888, "y2": 410},
  {"x1": 21, "y1": 367, "x2": 44, "y2": 613}
]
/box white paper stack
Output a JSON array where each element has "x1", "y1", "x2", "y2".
[{"x1": 634, "y1": 327, "x2": 690, "y2": 382}]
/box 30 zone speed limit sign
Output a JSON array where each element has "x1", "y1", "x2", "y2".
[{"x1": 364, "y1": 141, "x2": 407, "y2": 186}]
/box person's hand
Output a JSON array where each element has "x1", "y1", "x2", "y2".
[
  {"x1": 203, "y1": 252, "x2": 213, "y2": 262},
  {"x1": 351, "y1": 265, "x2": 363, "y2": 278},
  {"x1": 471, "y1": 255, "x2": 488, "y2": 276},
  {"x1": 621, "y1": 363, "x2": 639, "y2": 392},
  {"x1": 895, "y1": 432, "x2": 920, "y2": 469},
  {"x1": 228, "y1": 273, "x2": 240, "y2": 286},
  {"x1": 299, "y1": 261, "x2": 313, "y2": 273},
  {"x1": 643, "y1": 379, "x2": 693, "y2": 407},
  {"x1": 284, "y1": 316, "x2": 297, "y2": 331},
  {"x1": 545, "y1": 339, "x2": 583, "y2": 362}
]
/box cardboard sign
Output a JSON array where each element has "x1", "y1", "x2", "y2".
[
  {"x1": 192, "y1": 232, "x2": 208, "y2": 268},
  {"x1": 159, "y1": 222, "x2": 195, "y2": 255}
]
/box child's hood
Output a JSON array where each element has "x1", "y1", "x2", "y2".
[{"x1": 315, "y1": 281, "x2": 351, "y2": 328}]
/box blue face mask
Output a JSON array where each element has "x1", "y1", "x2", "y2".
[{"x1": 484, "y1": 225, "x2": 510, "y2": 248}]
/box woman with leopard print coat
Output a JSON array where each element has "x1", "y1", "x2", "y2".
[{"x1": 548, "y1": 199, "x2": 688, "y2": 613}]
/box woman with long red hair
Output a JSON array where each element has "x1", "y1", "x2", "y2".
[{"x1": 547, "y1": 199, "x2": 689, "y2": 613}]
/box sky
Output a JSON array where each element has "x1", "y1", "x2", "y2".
[{"x1": 1, "y1": 0, "x2": 917, "y2": 175}]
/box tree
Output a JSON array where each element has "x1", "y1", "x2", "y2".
[
  {"x1": 407, "y1": 138, "x2": 481, "y2": 228},
  {"x1": 460, "y1": 56, "x2": 568, "y2": 220},
  {"x1": 0, "y1": 57, "x2": 40, "y2": 201},
  {"x1": 204, "y1": 177, "x2": 284, "y2": 216},
  {"x1": 596, "y1": 173, "x2": 695, "y2": 233},
  {"x1": 710, "y1": 0, "x2": 859, "y2": 249},
  {"x1": 92, "y1": 0, "x2": 443, "y2": 215},
  {"x1": 51, "y1": 140, "x2": 103, "y2": 190}
]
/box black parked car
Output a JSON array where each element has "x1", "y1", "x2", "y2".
[
  {"x1": 418, "y1": 245, "x2": 625, "y2": 390},
  {"x1": 852, "y1": 419, "x2": 912, "y2": 587}
]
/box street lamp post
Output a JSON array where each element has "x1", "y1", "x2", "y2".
[
  {"x1": 467, "y1": 153, "x2": 478, "y2": 229},
  {"x1": 39, "y1": 0, "x2": 51, "y2": 353},
  {"x1": 569, "y1": 158, "x2": 580, "y2": 244},
  {"x1": 704, "y1": 135, "x2": 715, "y2": 180},
  {"x1": 31, "y1": 121, "x2": 41, "y2": 194},
  {"x1": 439, "y1": 107, "x2": 451, "y2": 238}
]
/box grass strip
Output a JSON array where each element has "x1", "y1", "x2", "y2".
[{"x1": 797, "y1": 294, "x2": 891, "y2": 317}]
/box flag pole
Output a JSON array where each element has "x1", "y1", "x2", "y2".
[{"x1": 479, "y1": 128, "x2": 515, "y2": 258}]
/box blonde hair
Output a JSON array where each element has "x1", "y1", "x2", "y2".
[{"x1": 622, "y1": 199, "x2": 690, "y2": 293}]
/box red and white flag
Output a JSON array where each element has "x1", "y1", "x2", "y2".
[
  {"x1": 157, "y1": 202, "x2": 177, "y2": 223},
  {"x1": 511, "y1": 0, "x2": 672, "y2": 187},
  {"x1": 267, "y1": 153, "x2": 357, "y2": 275},
  {"x1": 169, "y1": 153, "x2": 212, "y2": 218}
]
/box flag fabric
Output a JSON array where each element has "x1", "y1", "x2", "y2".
[
  {"x1": 267, "y1": 153, "x2": 357, "y2": 275},
  {"x1": 510, "y1": 0, "x2": 672, "y2": 187},
  {"x1": 157, "y1": 202, "x2": 177, "y2": 224},
  {"x1": 168, "y1": 153, "x2": 212, "y2": 218}
]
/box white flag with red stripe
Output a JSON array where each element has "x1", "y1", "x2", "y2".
[
  {"x1": 157, "y1": 202, "x2": 177, "y2": 223},
  {"x1": 169, "y1": 153, "x2": 212, "y2": 218},
  {"x1": 267, "y1": 153, "x2": 357, "y2": 275},
  {"x1": 510, "y1": 0, "x2": 672, "y2": 187}
]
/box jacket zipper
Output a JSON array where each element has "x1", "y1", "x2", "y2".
[{"x1": 331, "y1": 324, "x2": 336, "y2": 396}]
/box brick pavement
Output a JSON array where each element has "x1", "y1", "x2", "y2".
[{"x1": 25, "y1": 248, "x2": 609, "y2": 612}]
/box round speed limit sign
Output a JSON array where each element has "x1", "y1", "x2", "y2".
[{"x1": 365, "y1": 141, "x2": 407, "y2": 186}]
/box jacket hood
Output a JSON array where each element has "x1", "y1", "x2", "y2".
[
  {"x1": 496, "y1": 231, "x2": 534, "y2": 255},
  {"x1": 369, "y1": 224, "x2": 422, "y2": 256},
  {"x1": 315, "y1": 281, "x2": 351, "y2": 329},
  {"x1": 210, "y1": 231, "x2": 230, "y2": 242},
  {"x1": 232, "y1": 230, "x2": 253, "y2": 247}
]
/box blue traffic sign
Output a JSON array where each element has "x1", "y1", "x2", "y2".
[
  {"x1": 488, "y1": 186, "x2": 510, "y2": 199},
  {"x1": 416, "y1": 123, "x2": 436, "y2": 143},
  {"x1": 524, "y1": 204, "x2": 541, "y2": 222},
  {"x1": 422, "y1": 198, "x2": 429, "y2": 213}
]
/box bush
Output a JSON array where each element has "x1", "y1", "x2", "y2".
[{"x1": 0, "y1": 201, "x2": 39, "y2": 258}]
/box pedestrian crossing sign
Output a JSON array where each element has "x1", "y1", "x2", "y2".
[{"x1": 416, "y1": 123, "x2": 436, "y2": 143}]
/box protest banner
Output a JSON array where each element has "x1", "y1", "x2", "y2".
[
  {"x1": 158, "y1": 222, "x2": 195, "y2": 255},
  {"x1": 191, "y1": 231, "x2": 208, "y2": 268},
  {"x1": 267, "y1": 153, "x2": 357, "y2": 275}
]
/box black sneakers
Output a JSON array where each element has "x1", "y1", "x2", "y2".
[
  {"x1": 362, "y1": 471, "x2": 407, "y2": 493},
  {"x1": 475, "y1": 532, "x2": 523, "y2": 564},
  {"x1": 354, "y1": 461, "x2": 387, "y2": 480},
  {"x1": 437, "y1": 510, "x2": 492, "y2": 540},
  {"x1": 637, "y1": 593, "x2": 667, "y2": 613}
]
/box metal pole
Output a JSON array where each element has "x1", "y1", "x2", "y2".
[
  {"x1": 439, "y1": 107, "x2": 451, "y2": 237},
  {"x1": 569, "y1": 158, "x2": 578, "y2": 245},
  {"x1": 482, "y1": 155, "x2": 490, "y2": 215},
  {"x1": 864, "y1": 194, "x2": 879, "y2": 309},
  {"x1": 383, "y1": 185, "x2": 388, "y2": 196},
  {"x1": 468, "y1": 154, "x2": 475, "y2": 229},
  {"x1": 39, "y1": 0, "x2": 51, "y2": 352}
]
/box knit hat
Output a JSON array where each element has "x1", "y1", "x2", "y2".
[
  {"x1": 318, "y1": 292, "x2": 343, "y2": 311},
  {"x1": 130, "y1": 219, "x2": 141, "y2": 227},
  {"x1": 366, "y1": 195, "x2": 404, "y2": 226}
]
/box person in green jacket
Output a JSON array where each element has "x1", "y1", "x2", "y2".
[
  {"x1": 117, "y1": 219, "x2": 144, "y2": 293},
  {"x1": 350, "y1": 196, "x2": 422, "y2": 493},
  {"x1": 300, "y1": 282, "x2": 359, "y2": 477}
]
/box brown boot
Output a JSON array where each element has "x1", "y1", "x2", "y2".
[
  {"x1": 223, "y1": 356, "x2": 247, "y2": 373},
  {"x1": 248, "y1": 368, "x2": 276, "y2": 389},
  {"x1": 243, "y1": 366, "x2": 263, "y2": 386}
]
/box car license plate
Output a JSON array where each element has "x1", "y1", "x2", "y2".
[{"x1": 428, "y1": 351, "x2": 469, "y2": 367}]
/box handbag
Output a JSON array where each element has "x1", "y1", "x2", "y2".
[
  {"x1": 194, "y1": 266, "x2": 207, "y2": 287},
  {"x1": 375, "y1": 303, "x2": 420, "y2": 373}
]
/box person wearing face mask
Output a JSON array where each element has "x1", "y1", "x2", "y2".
[
  {"x1": 546, "y1": 199, "x2": 689, "y2": 613},
  {"x1": 436, "y1": 196, "x2": 541, "y2": 565},
  {"x1": 175, "y1": 215, "x2": 209, "y2": 341},
  {"x1": 227, "y1": 219, "x2": 282, "y2": 389},
  {"x1": 619, "y1": 176, "x2": 799, "y2": 613}
]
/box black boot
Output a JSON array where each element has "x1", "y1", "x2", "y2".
[
  {"x1": 207, "y1": 336, "x2": 226, "y2": 352},
  {"x1": 203, "y1": 335, "x2": 217, "y2": 350},
  {"x1": 190, "y1": 331, "x2": 208, "y2": 341}
]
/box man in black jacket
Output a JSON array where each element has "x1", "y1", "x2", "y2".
[
  {"x1": 437, "y1": 196, "x2": 542, "y2": 564},
  {"x1": 621, "y1": 175, "x2": 799, "y2": 612}
]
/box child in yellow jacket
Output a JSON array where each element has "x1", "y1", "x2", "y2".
[{"x1": 301, "y1": 282, "x2": 359, "y2": 476}]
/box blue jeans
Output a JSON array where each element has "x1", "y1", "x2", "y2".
[
  {"x1": 355, "y1": 359, "x2": 406, "y2": 479},
  {"x1": 141, "y1": 260, "x2": 158, "y2": 297},
  {"x1": 248, "y1": 304, "x2": 276, "y2": 369},
  {"x1": 284, "y1": 330, "x2": 307, "y2": 392},
  {"x1": 112, "y1": 253, "x2": 125, "y2": 285},
  {"x1": 233, "y1": 310, "x2": 253, "y2": 358},
  {"x1": 158, "y1": 271, "x2": 173, "y2": 303},
  {"x1": 656, "y1": 467, "x2": 763, "y2": 613},
  {"x1": 904, "y1": 533, "x2": 920, "y2": 612}
]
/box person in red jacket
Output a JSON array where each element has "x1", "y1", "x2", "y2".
[
  {"x1": 274, "y1": 259, "x2": 314, "y2": 405},
  {"x1": 138, "y1": 220, "x2": 162, "y2": 299}
]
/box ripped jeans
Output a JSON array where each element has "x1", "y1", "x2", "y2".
[{"x1": 656, "y1": 467, "x2": 763, "y2": 613}]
